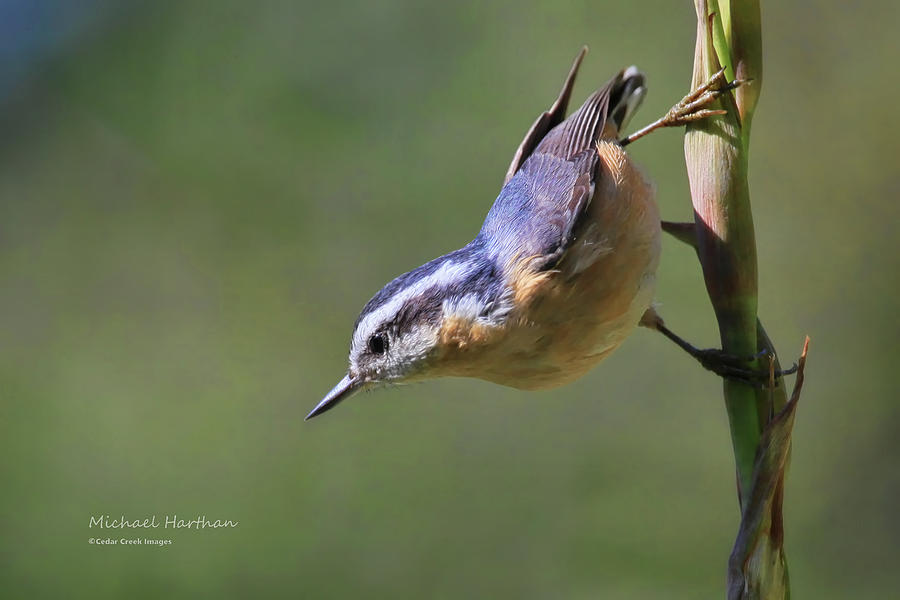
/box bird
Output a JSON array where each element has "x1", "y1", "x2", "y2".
[{"x1": 305, "y1": 47, "x2": 780, "y2": 420}]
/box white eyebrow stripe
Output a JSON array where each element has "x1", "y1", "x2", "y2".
[{"x1": 352, "y1": 259, "x2": 471, "y2": 350}]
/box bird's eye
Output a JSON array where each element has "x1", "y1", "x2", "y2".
[{"x1": 368, "y1": 333, "x2": 388, "y2": 355}]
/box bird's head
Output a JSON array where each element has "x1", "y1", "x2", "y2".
[{"x1": 306, "y1": 251, "x2": 507, "y2": 420}]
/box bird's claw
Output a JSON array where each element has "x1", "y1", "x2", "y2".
[
  {"x1": 619, "y1": 68, "x2": 749, "y2": 146},
  {"x1": 694, "y1": 347, "x2": 798, "y2": 388},
  {"x1": 660, "y1": 68, "x2": 749, "y2": 128}
]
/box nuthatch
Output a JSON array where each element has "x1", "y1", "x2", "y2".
[{"x1": 306, "y1": 48, "x2": 781, "y2": 420}]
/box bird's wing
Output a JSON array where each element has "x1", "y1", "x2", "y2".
[
  {"x1": 485, "y1": 68, "x2": 639, "y2": 272},
  {"x1": 503, "y1": 47, "x2": 587, "y2": 185},
  {"x1": 480, "y1": 152, "x2": 588, "y2": 270}
]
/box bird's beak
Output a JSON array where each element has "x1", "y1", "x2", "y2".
[{"x1": 305, "y1": 374, "x2": 362, "y2": 420}]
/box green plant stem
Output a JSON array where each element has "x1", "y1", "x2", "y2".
[{"x1": 685, "y1": 1, "x2": 802, "y2": 598}]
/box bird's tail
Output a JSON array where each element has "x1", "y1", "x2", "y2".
[
  {"x1": 607, "y1": 66, "x2": 646, "y2": 135},
  {"x1": 534, "y1": 66, "x2": 647, "y2": 160}
]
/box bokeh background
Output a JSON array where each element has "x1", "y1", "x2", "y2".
[{"x1": 2, "y1": 1, "x2": 897, "y2": 598}]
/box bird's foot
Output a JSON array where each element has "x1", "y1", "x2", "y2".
[
  {"x1": 691, "y1": 347, "x2": 798, "y2": 387},
  {"x1": 658, "y1": 68, "x2": 746, "y2": 128},
  {"x1": 620, "y1": 68, "x2": 749, "y2": 146},
  {"x1": 642, "y1": 310, "x2": 797, "y2": 387}
]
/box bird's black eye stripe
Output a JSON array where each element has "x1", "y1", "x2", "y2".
[{"x1": 368, "y1": 333, "x2": 388, "y2": 355}]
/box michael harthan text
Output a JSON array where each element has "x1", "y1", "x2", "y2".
[{"x1": 89, "y1": 514, "x2": 238, "y2": 529}]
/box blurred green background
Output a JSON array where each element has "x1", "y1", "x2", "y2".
[{"x1": 2, "y1": 1, "x2": 897, "y2": 598}]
